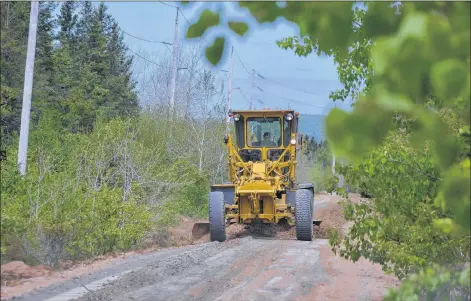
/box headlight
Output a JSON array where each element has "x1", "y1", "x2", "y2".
[
  {"x1": 233, "y1": 114, "x2": 240, "y2": 121},
  {"x1": 290, "y1": 138, "x2": 296, "y2": 145},
  {"x1": 285, "y1": 113, "x2": 293, "y2": 121}
]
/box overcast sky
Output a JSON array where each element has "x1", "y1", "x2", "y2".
[{"x1": 104, "y1": 1, "x2": 354, "y2": 115}]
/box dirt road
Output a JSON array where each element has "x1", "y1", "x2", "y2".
[{"x1": 4, "y1": 193, "x2": 398, "y2": 301}]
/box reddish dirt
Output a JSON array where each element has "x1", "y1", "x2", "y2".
[
  {"x1": 312, "y1": 192, "x2": 362, "y2": 238},
  {"x1": 1, "y1": 255, "x2": 131, "y2": 300},
  {"x1": 299, "y1": 192, "x2": 400, "y2": 301},
  {"x1": 302, "y1": 245, "x2": 399, "y2": 301},
  {"x1": 1, "y1": 261, "x2": 53, "y2": 285},
  {"x1": 0, "y1": 219, "x2": 208, "y2": 300}
]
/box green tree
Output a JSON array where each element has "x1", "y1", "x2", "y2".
[
  {"x1": 32, "y1": 2, "x2": 58, "y2": 121},
  {"x1": 101, "y1": 20, "x2": 138, "y2": 119},
  {"x1": 50, "y1": 1, "x2": 138, "y2": 132},
  {"x1": 57, "y1": 1, "x2": 78, "y2": 43},
  {"x1": 0, "y1": 2, "x2": 30, "y2": 159}
]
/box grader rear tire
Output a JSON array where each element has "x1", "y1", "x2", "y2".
[
  {"x1": 209, "y1": 191, "x2": 226, "y2": 242},
  {"x1": 295, "y1": 188, "x2": 313, "y2": 241}
]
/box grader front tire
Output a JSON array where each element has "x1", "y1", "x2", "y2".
[
  {"x1": 295, "y1": 189, "x2": 314, "y2": 241},
  {"x1": 209, "y1": 191, "x2": 226, "y2": 242}
]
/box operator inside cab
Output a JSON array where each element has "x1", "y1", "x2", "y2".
[{"x1": 262, "y1": 131, "x2": 277, "y2": 147}]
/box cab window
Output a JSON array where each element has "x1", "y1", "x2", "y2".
[{"x1": 247, "y1": 117, "x2": 281, "y2": 147}]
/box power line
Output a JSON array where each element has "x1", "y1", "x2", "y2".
[
  {"x1": 157, "y1": 1, "x2": 178, "y2": 8},
  {"x1": 220, "y1": 71, "x2": 229, "y2": 80},
  {"x1": 79, "y1": 2, "x2": 173, "y2": 48},
  {"x1": 163, "y1": 43, "x2": 173, "y2": 53},
  {"x1": 233, "y1": 48, "x2": 251, "y2": 75},
  {"x1": 178, "y1": 9, "x2": 192, "y2": 25},
  {"x1": 280, "y1": 96, "x2": 324, "y2": 108},
  {"x1": 128, "y1": 48, "x2": 169, "y2": 68},
  {"x1": 257, "y1": 72, "x2": 321, "y2": 97},
  {"x1": 235, "y1": 88, "x2": 250, "y2": 104},
  {"x1": 258, "y1": 88, "x2": 325, "y2": 108},
  {"x1": 122, "y1": 31, "x2": 172, "y2": 45}
]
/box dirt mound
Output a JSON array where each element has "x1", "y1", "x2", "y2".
[
  {"x1": 168, "y1": 216, "x2": 212, "y2": 245},
  {"x1": 313, "y1": 200, "x2": 347, "y2": 239},
  {"x1": 1, "y1": 261, "x2": 53, "y2": 284},
  {"x1": 227, "y1": 222, "x2": 292, "y2": 239}
]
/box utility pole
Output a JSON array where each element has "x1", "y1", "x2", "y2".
[
  {"x1": 332, "y1": 152, "x2": 336, "y2": 176},
  {"x1": 226, "y1": 46, "x2": 234, "y2": 127},
  {"x1": 185, "y1": 69, "x2": 192, "y2": 119},
  {"x1": 332, "y1": 101, "x2": 336, "y2": 179},
  {"x1": 169, "y1": 7, "x2": 179, "y2": 118},
  {"x1": 250, "y1": 69, "x2": 256, "y2": 110},
  {"x1": 17, "y1": 1, "x2": 39, "y2": 176}
]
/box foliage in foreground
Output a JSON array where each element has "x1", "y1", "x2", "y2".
[
  {"x1": 183, "y1": 1, "x2": 471, "y2": 299},
  {"x1": 330, "y1": 128, "x2": 470, "y2": 298}
]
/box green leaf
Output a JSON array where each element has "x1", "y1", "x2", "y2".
[
  {"x1": 435, "y1": 159, "x2": 471, "y2": 231},
  {"x1": 206, "y1": 37, "x2": 225, "y2": 66},
  {"x1": 430, "y1": 59, "x2": 469, "y2": 101},
  {"x1": 371, "y1": 37, "x2": 399, "y2": 76},
  {"x1": 375, "y1": 90, "x2": 413, "y2": 113},
  {"x1": 433, "y1": 218, "x2": 454, "y2": 234},
  {"x1": 186, "y1": 9, "x2": 220, "y2": 39},
  {"x1": 397, "y1": 11, "x2": 428, "y2": 41},
  {"x1": 239, "y1": 1, "x2": 281, "y2": 23},
  {"x1": 425, "y1": 13, "x2": 453, "y2": 60},
  {"x1": 326, "y1": 98, "x2": 393, "y2": 161},
  {"x1": 228, "y1": 21, "x2": 249, "y2": 37},
  {"x1": 363, "y1": 2, "x2": 402, "y2": 38}
]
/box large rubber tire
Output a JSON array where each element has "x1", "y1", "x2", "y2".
[
  {"x1": 209, "y1": 191, "x2": 226, "y2": 242},
  {"x1": 295, "y1": 188, "x2": 314, "y2": 241}
]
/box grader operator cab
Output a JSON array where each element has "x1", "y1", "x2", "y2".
[{"x1": 192, "y1": 109, "x2": 321, "y2": 242}]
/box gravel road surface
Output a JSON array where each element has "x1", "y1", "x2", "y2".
[{"x1": 8, "y1": 193, "x2": 398, "y2": 301}]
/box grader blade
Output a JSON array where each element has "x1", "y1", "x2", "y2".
[{"x1": 192, "y1": 222, "x2": 210, "y2": 239}]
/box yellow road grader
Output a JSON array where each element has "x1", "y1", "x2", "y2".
[{"x1": 192, "y1": 109, "x2": 321, "y2": 242}]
